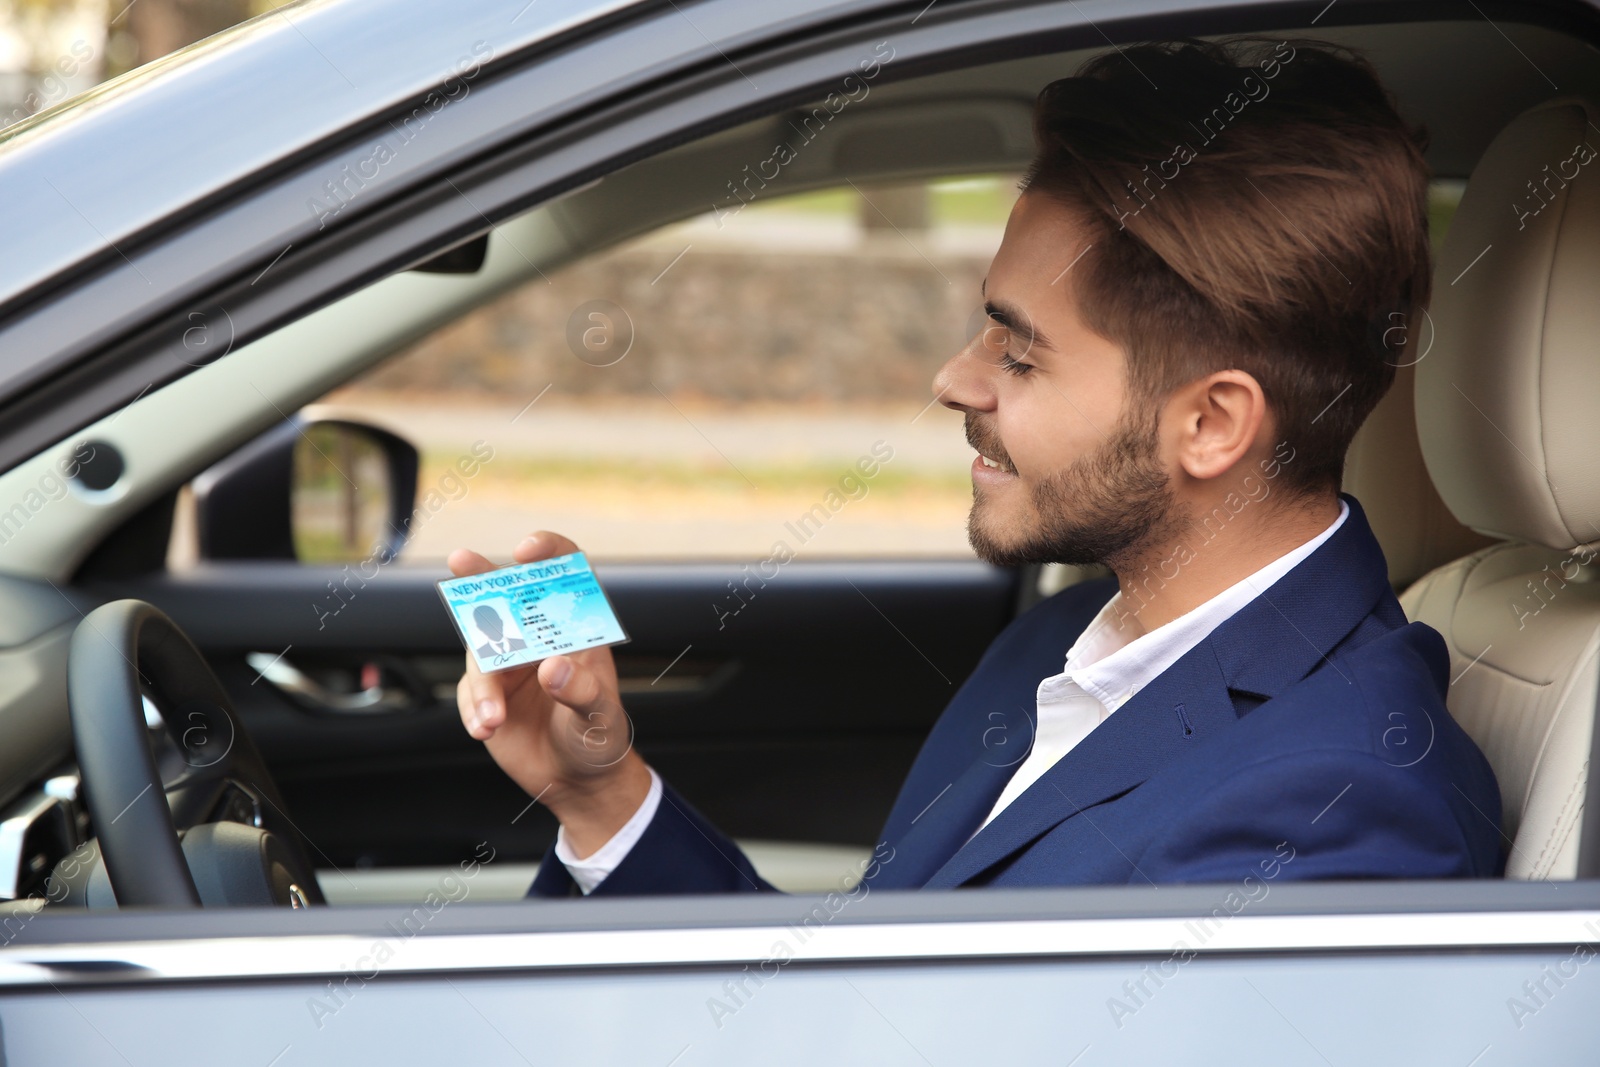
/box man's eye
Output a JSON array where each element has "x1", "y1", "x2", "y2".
[
  {"x1": 998, "y1": 353, "x2": 1034, "y2": 376},
  {"x1": 980, "y1": 322, "x2": 1008, "y2": 347}
]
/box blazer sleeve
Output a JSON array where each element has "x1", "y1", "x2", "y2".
[
  {"x1": 1132, "y1": 748, "x2": 1503, "y2": 884},
  {"x1": 528, "y1": 780, "x2": 778, "y2": 897}
]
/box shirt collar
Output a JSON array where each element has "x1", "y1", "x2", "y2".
[{"x1": 1048, "y1": 499, "x2": 1350, "y2": 711}]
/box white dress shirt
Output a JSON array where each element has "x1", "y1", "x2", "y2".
[
  {"x1": 553, "y1": 766, "x2": 662, "y2": 893},
  {"x1": 976, "y1": 499, "x2": 1348, "y2": 829},
  {"x1": 557, "y1": 500, "x2": 1348, "y2": 891}
]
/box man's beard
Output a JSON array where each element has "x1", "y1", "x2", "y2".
[{"x1": 965, "y1": 406, "x2": 1183, "y2": 569}]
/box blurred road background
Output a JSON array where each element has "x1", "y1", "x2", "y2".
[{"x1": 321, "y1": 192, "x2": 1014, "y2": 560}]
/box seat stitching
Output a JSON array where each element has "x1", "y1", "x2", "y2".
[
  {"x1": 1538, "y1": 103, "x2": 1590, "y2": 542},
  {"x1": 1515, "y1": 638, "x2": 1600, "y2": 824},
  {"x1": 1527, "y1": 758, "x2": 1587, "y2": 879}
]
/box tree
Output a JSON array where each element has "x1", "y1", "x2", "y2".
[{"x1": 120, "y1": 0, "x2": 253, "y2": 70}]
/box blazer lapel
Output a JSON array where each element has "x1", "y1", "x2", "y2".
[
  {"x1": 922, "y1": 494, "x2": 1396, "y2": 889},
  {"x1": 922, "y1": 645, "x2": 1237, "y2": 888},
  {"x1": 1207, "y1": 494, "x2": 1393, "y2": 701},
  {"x1": 871, "y1": 744, "x2": 1024, "y2": 889}
]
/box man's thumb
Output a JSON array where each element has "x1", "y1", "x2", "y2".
[
  {"x1": 539, "y1": 655, "x2": 602, "y2": 710},
  {"x1": 538, "y1": 656, "x2": 630, "y2": 768}
]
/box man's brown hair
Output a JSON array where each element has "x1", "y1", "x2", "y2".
[{"x1": 1023, "y1": 37, "x2": 1432, "y2": 493}]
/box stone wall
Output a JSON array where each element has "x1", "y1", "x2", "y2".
[{"x1": 352, "y1": 242, "x2": 992, "y2": 403}]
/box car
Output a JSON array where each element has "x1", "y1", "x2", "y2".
[{"x1": 1, "y1": 0, "x2": 1600, "y2": 1061}]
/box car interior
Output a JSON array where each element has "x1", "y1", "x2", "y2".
[{"x1": 2, "y1": 15, "x2": 1600, "y2": 912}]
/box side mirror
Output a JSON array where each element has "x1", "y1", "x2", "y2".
[{"x1": 193, "y1": 418, "x2": 419, "y2": 563}]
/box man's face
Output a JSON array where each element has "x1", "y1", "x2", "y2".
[{"x1": 933, "y1": 191, "x2": 1181, "y2": 568}]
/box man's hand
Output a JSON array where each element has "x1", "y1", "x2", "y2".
[{"x1": 449, "y1": 531, "x2": 651, "y2": 857}]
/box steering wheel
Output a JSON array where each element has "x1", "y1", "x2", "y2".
[{"x1": 66, "y1": 599, "x2": 325, "y2": 908}]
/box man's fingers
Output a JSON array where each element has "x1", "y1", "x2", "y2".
[
  {"x1": 513, "y1": 530, "x2": 582, "y2": 564},
  {"x1": 457, "y1": 672, "x2": 494, "y2": 740},
  {"x1": 538, "y1": 655, "x2": 630, "y2": 766},
  {"x1": 464, "y1": 658, "x2": 508, "y2": 735},
  {"x1": 453, "y1": 532, "x2": 583, "y2": 574},
  {"x1": 448, "y1": 548, "x2": 496, "y2": 577},
  {"x1": 451, "y1": 531, "x2": 584, "y2": 748},
  {"x1": 538, "y1": 655, "x2": 594, "y2": 706},
  {"x1": 538, "y1": 655, "x2": 616, "y2": 720}
]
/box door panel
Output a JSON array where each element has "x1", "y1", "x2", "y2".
[
  {"x1": 9, "y1": 884, "x2": 1600, "y2": 1066},
  {"x1": 84, "y1": 561, "x2": 1019, "y2": 867},
  {"x1": 7, "y1": 953, "x2": 1588, "y2": 1066}
]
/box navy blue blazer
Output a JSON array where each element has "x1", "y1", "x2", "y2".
[{"x1": 529, "y1": 495, "x2": 1503, "y2": 897}]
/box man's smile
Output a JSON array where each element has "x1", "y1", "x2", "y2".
[
  {"x1": 966, "y1": 415, "x2": 1018, "y2": 481},
  {"x1": 971, "y1": 450, "x2": 1018, "y2": 484}
]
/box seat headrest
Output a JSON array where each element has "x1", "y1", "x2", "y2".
[{"x1": 1418, "y1": 98, "x2": 1600, "y2": 552}]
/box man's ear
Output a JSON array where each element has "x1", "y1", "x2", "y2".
[{"x1": 1166, "y1": 370, "x2": 1268, "y2": 482}]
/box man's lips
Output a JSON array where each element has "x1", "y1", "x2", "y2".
[
  {"x1": 971, "y1": 452, "x2": 1017, "y2": 483},
  {"x1": 964, "y1": 416, "x2": 1016, "y2": 478}
]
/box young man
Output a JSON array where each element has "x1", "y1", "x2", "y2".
[{"x1": 451, "y1": 38, "x2": 1503, "y2": 894}]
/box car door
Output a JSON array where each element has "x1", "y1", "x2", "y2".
[
  {"x1": 79, "y1": 533, "x2": 1019, "y2": 878},
  {"x1": 6, "y1": 882, "x2": 1600, "y2": 1065}
]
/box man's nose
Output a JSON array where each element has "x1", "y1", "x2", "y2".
[{"x1": 932, "y1": 339, "x2": 996, "y2": 415}]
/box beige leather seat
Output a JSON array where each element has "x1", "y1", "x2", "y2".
[
  {"x1": 1400, "y1": 97, "x2": 1600, "y2": 880},
  {"x1": 1343, "y1": 360, "x2": 1493, "y2": 589}
]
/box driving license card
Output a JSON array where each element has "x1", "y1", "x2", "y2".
[{"x1": 437, "y1": 552, "x2": 629, "y2": 674}]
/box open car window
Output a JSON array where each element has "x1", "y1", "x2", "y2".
[{"x1": 275, "y1": 176, "x2": 1019, "y2": 564}]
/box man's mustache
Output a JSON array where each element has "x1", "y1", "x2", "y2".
[{"x1": 964, "y1": 414, "x2": 1015, "y2": 474}]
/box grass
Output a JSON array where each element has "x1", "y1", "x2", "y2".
[
  {"x1": 407, "y1": 450, "x2": 976, "y2": 558},
  {"x1": 746, "y1": 175, "x2": 1459, "y2": 243},
  {"x1": 927, "y1": 176, "x2": 1022, "y2": 225},
  {"x1": 429, "y1": 452, "x2": 973, "y2": 497},
  {"x1": 736, "y1": 175, "x2": 1019, "y2": 228},
  {"x1": 1428, "y1": 182, "x2": 1464, "y2": 249},
  {"x1": 295, "y1": 530, "x2": 368, "y2": 563}
]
